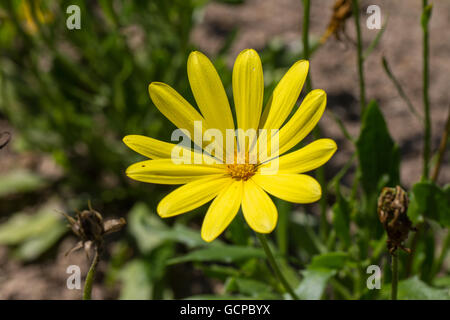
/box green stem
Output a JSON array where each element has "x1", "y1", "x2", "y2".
[
  {"x1": 83, "y1": 247, "x2": 101, "y2": 300},
  {"x1": 422, "y1": 0, "x2": 431, "y2": 180},
  {"x1": 391, "y1": 254, "x2": 398, "y2": 300},
  {"x1": 302, "y1": 0, "x2": 328, "y2": 241},
  {"x1": 431, "y1": 105, "x2": 449, "y2": 182},
  {"x1": 256, "y1": 233, "x2": 299, "y2": 300},
  {"x1": 302, "y1": 0, "x2": 312, "y2": 91},
  {"x1": 352, "y1": 0, "x2": 366, "y2": 114}
]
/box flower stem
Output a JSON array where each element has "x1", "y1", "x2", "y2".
[
  {"x1": 302, "y1": 0, "x2": 312, "y2": 90},
  {"x1": 302, "y1": 0, "x2": 328, "y2": 240},
  {"x1": 256, "y1": 233, "x2": 299, "y2": 300},
  {"x1": 352, "y1": 0, "x2": 366, "y2": 114},
  {"x1": 83, "y1": 247, "x2": 101, "y2": 300},
  {"x1": 421, "y1": 0, "x2": 431, "y2": 180},
  {"x1": 431, "y1": 105, "x2": 449, "y2": 182},
  {"x1": 391, "y1": 254, "x2": 398, "y2": 300}
]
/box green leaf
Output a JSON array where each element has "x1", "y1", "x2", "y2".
[
  {"x1": 357, "y1": 100, "x2": 400, "y2": 196},
  {"x1": 293, "y1": 252, "x2": 349, "y2": 300},
  {"x1": 0, "y1": 207, "x2": 62, "y2": 245},
  {"x1": 309, "y1": 252, "x2": 349, "y2": 270},
  {"x1": 0, "y1": 204, "x2": 66, "y2": 261},
  {"x1": 332, "y1": 183, "x2": 351, "y2": 247},
  {"x1": 0, "y1": 169, "x2": 47, "y2": 197},
  {"x1": 397, "y1": 276, "x2": 449, "y2": 300},
  {"x1": 119, "y1": 259, "x2": 152, "y2": 300},
  {"x1": 295, "y1": 269, "x2": 336, "y2": 300},
  {"x1": 167, "y1": 245, "x2": 266, "y2": 265},
  {"x1": 128, "y1": 202, "x2": 214, "y2": 254},
  {"x1": 225, "y1": 277, "x2": 280, "y2": 299},
  {"x1": 14, "y1": 222, "x2": 67, "y2": 261},
  {"x1": 127, "y1": 202, "x2": 166, "y2": 253},
  {"x1": 408, "y1": 181, "x2": 449, "y2": 226}
]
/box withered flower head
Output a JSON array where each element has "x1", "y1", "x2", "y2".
[
  {"x1": 320, "y1": 0, "x2": 353, "y2": 44},
  {"x1": 377, "y1": 186, "x2": 416, "y2": 255},
  {"x1": 62, "y1": 202, "x2": 126, "y2": 258}
]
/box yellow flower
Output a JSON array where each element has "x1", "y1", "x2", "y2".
[{"x1": 123, "y1": 49, "x2": 337, "y2": 242}]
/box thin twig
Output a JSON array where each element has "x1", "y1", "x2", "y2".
[{"x1": 381, "y1": 56, "x2": 422, "y2": 123}]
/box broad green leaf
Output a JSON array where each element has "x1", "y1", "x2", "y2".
[
  {"x1": 434, "y1": 276, "x2": 450, "y2": 288},
  {"x1": 127, "y1": 202, "x2": 215, "y2": 254},
  {"x1": 294, "y1": 269, "x2": 336, "y2": 300},
  {"x1": 0, "y1": 170, "x2": 47, "y2": 197},
  {"x1": 198, "y1": 264, "x2": 241, "y2": 281},
  {"x1": 397, "y1": 276, "x2": 449, "y2": 300},
  {"x1": 294, "y1": 252, "x2": 349, "y2": 300},
  {"x1": 119, "y1": 259, "x2": 152, "y2": 300},
  {"x1": 127, "y1": 202, "x2": 166, "y2": 253},
  {"x1": 408, "y1": 182, "x2": 449, "y2": 226},
  {"x1": 309, "y1": 252, "x2": 349, "y2": 270},
  {"x1": 0, "y1": 204, "x2": 66, "y2": 261},
  {"x1": 14, "y1": 222, "x2": 67, "y2": 261},
  {"x1": 167, "y1": 245, "x2": 266, "y2": 265},
  {"x1": 357, "y1": 100, "x2": 400, "y2": 196},
  {"x1": 0, "y1": 207, "x2": 62, "y2": 245},
  {"x1": 225, "y1": 277, "x2": 280, "y2": 299}
]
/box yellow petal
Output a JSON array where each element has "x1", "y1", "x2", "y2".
[
  {"x1": 123, "y1": 135, "x2": 181, "y2": 159},
  {"x1": 157, "y1": 175, "x2": 231, "y2": 217},
  {"x1": 122, "y1": 134, "x2": 220, "y2": 164},
  {"x1": 252, "y1": 173, "x2": 321, "y2": 203},
  {"x1": 188, "y1": 51, "x2": 235, "y2": 134},
  {"x1": 233, "y1": 49, "x2": 264, "y2": 134},
  {"x1": 259, "y1": 60, "x2": 309, "y2": 130},
  {"x1": 262, "y1": 138, "x2": 337, "y2": 173},
  {"x1": 277, "y1": 89, "x2": 327, "y2": 155},
  {"x1": 242, "y1": 179, "x2": 277, "y2": 233},
  {"x1": 258, "y1": 89, "x2": 327, "y2": 161},
  {"x1": 125, "y1": 159, "x2": 226, "y2": 185},
  {"x1": 201, "y1": 180, "x2": 243, "y2": 242},
  {"x1": 148, "y1": 82, "x2": 206, "y2": 138}
]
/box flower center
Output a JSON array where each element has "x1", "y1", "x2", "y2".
[{"x1": 227, "y1": 163, "x2": 256, "y2": 181}]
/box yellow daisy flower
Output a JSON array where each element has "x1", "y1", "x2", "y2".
[{"x1": 123, "y1": 49, "x2": 337, "y2": 242}]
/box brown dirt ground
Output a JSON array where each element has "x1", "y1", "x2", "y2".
[{"x1": 0, "y1": 0, "x2": 449, "y2": 299}]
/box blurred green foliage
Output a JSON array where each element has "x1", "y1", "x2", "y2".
[{"x1": 0, "y1": 0, "x2": 448, "y2": 300}]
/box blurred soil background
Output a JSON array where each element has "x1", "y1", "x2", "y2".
[{"x1": 0, "y1": 0, "x2": 448, "y2": 299}]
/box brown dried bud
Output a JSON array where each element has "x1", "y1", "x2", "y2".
[
  {"x1": 62, "y1": 202, "x2": 126, "y2": 258},
  {"x1": 320, "y1": 0, "x2": 353, "y2": 44},
  {"x1": 377, "y1": 186, "x2": 416, "y2": 255}
]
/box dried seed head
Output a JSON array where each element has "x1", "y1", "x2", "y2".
[
  {"x1": 62, "y1": 202, "x2": 126, "y2": 257},
  {"x1": 377, "y1": 186, "x2": 416, "y2": 255}
]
